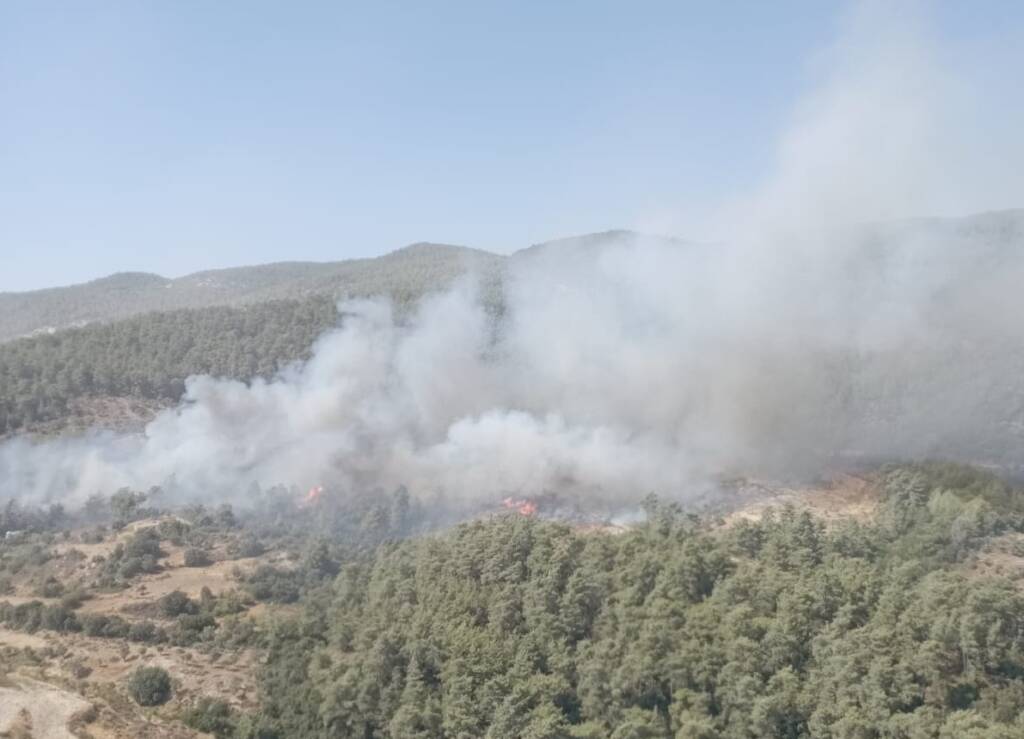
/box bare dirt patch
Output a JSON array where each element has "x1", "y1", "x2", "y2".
[
  {"x1": 0, "y1": 676, "x2": 93, "y2": 739},
  {"x1": 77, "y1": 544, "x2": 288, "y2": 620},
  {"x1": 965, "y1": 532, "x2": 1024, "y2": 587},
  {"x1": 721, "y1": 473, "x2": 881, "y2": 527},
  {"x1": 0, "y1": 626, "x2": 49, "y2": 650},
  {"x1": 1, "y1": 626, "x2": 258, "y2": 738},
  {"x1": 4, "y1": 396, "x2": 168, "y2": 441}
]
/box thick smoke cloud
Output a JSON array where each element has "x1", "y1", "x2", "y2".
[{"x1": 2, "y1": 2, "x2": 1023, "y2": 508}]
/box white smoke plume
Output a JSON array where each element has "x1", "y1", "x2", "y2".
[{"x1": 2, "y1": 2, "x2": 1023, "y2": 508}]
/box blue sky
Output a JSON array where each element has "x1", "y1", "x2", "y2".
[{"x1": 1, "y1": 2, "x2": 1021, "y2": 291}]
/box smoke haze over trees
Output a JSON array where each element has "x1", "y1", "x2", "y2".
[{"x1": 2, "y1": 2, "x2": 1024, "y2": 512}]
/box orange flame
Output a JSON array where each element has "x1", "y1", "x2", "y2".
[
  {"x1": 304, "y1": 485, "x2": 324, "y2": 505},
  {"x1": 501, "y1": 497, "x2": 537, "y2": 516}
]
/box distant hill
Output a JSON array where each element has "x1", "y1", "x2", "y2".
[
  {"x1": 0, "y1": 296, "x2": 340, "y2": 436},
  {"x1": 0, "y1": 243, "x2": 502, "y2": 343},
  {"x1": 4, "y1": 213, "x2": 1022, "y2": 438},
  {"x1": 6, "y1": 212, "x2": 1022, "y2": 343},
  {"x1": 0, "y1": 232, "x2": 711, "y2": 342},
  {"x1": 0, "y1": 230, "x2": 680, "y2": 436},
  {"x1": 511, "y1": 229, "x2": 695, "y2": 262}
]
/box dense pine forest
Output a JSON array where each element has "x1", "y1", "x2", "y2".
[
  {"x1": 4, "y1": 450, "x2": 1024, "y2": 734},
  {"x1": 232, "y1": 464, "x2": 1024, "y2": 738},
  {"x1": 4, "y1": 217, "x2": 1024, "y2": 736},
  {"x1": 0, "y1": 297, "x2": 338, "y2": 435}
]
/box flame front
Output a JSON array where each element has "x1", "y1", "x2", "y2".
[
  {"x1": 501, "y1": 496, "x2": 537, "y2": 516},
  {"x1": 305, "y1": 485, "x2": 324, "y2": 505}
]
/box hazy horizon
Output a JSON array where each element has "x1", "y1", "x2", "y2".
[
  {"x1": 6, "y1": 209, "x2": 1024, "y2": 296},
  {"x1": 3, "y1": 1, "x2": 1023, "y2": 291}
]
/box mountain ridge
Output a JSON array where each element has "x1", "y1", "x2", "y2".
[
  {"x1": 4, "y1": 211, "x2": 1022, "y2": 342},
  {"x1": 0, "y1": 242, "x2": 502, "y2": 342}
]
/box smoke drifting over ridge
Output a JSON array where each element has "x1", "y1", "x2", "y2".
[{"x1": 2, "y1": 2, "x2": 1024, "y2": 508}]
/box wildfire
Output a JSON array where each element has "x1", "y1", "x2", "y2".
[
  {"x1": 304, "y1": 485, "x2": 325, "y2": 505},
  {"x1": 501, "y1": 497, "x2": 538, "y2": 516}
]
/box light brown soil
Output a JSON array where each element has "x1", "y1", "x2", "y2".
[
  {"x1": 77, "y1": 556, "x2": 259, "y2": 616},
  {"x1": 721, "y1": 473, "x2": 881, "y2": 527},
  {"x1": 2, "y1": 396, "x2": 168, "y2": 441},
  {"x1": 0, "y1": 517, "x2": 284, "y2": 737},
  {"x1": 0, "y1": 627, "x2": 49, "y2": 650},
  {"x1": 0, "y1": 626, "x2": 259, "y2": 738},
  {"x1": 0, "y1": 677, "x2": 93, "y2": 739},
  {"x1": 965, "y1": 532, "x2": 1024, "y2": 587}
]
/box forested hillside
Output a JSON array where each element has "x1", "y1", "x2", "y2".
[
  {"x1": 0, "y1": 297, "x2": 338, "y2": 435},
  {"x1": 0, "y1": 243, "x2": 500, "y2": 342},
  {"x1": 3, "y1": 462, "x2": 1023, "y2": 737},
  {"x1": 0, "y1": 230, "x2": 670, "y2": 437},
  {"x1": 4, "y1": 212, "x2": 1021, "y2": 444},
  {"x1": 246, "y1": 464, "x2": 1024, "y2": 738}
]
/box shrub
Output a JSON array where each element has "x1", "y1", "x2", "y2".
[
  {"x1": 80, "y1": 525, "x2": 106, "y2": 544},
  {"x1": 211, "y1": 589, "x2": 252, "y2": 617},
  {"x1": 34, "y1": 577, "x2": 64, "y2": 598},
  {"x1": 183, "y1": 547, "x2": 212, "y2": 568},
  {"x1": 246, "y1": 565, "x2": 300, "y2": 603},
  {"x1": 157, "y1": 518, "x2": 191, "y2": 545},
  {"x1": 215, "y1": 505, "x2": 237, "y2": 530},
  {"x1": 215, "y1": 614, "x2": 258, "y2": 648},
  {"x1": 99, "y1": 528, "x2": 165, "y2": 584},
  {"x1": 128, "y1": 620, "x2": 161, "y2": 643},
  {"x1": 60, "y1": 589, "x2": 89, "y2": 610},
  {"x1": 158, "y1": 590, "x2": 197, "y2": 618},
  {"x1": 40, "y1": 604, "x2": 79, "y2": 633},
  {"x1": 124, "y1": 528, "x2": 164, "y2": 559},
  {"x1": 81, "y1": 613, "x2": 109, "y2": 637},
  {"x1": 228, "y1": 535, "x2": 266, "y2": 559},
  {"x1": 118, "y1": 555, "x2": 159, "y2": 579},
  {"x1": 183, "y1": 697, "x2": 235, "y2": 738},
  {"x1": 126, "y1": 665, "x2": 172, "y2": 706},
  {"x1": 110, "y1": 489, "x2": 148, "y2": 529},
  {"x1": 68, "y1": 660, "x2": 92, "y2": 679},
  {"x1": 9, "y1": 601, "x2": 44, "y2": 632},
  {"x1": 103, "y1": 615, "x2": 130, "y2": 638},
  {"x1": 170, "y1": 613, "x2": 217, "y2": 646}
]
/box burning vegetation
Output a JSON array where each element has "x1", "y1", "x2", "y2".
[{"x1": 500, "y1": 496, "x2": 538, "y2": 516}]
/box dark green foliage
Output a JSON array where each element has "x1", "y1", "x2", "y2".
[
  {"x1": 0, "y1": 540, "x2": 51, "y2": 575},
  {"x1": 300, "y1": 540, "x2": 339, "y2": 584},
  {"x1": 100, "y1": 527, "x2": 164, "y2": 584},
  {"x1": 0, "y1": 604, "x2": 167, "y2": 643},
  {"x1": 183, "y1": 697, "x2": 237, "y2": 738},
  {"x1": 246, "y1": 565, "x2": 301, "y2": 604},
  {"x1": 250, "y1": 471, "x2": 1024, "y2": 738},
  {"x1": 169, "y1": 613, "x2": 217, "y2": 646},
  {"x1": 110, "y1": 489, "x2": 150, "y2": 528},
  {"x1": 34, "y1": 576, "x2": 64, "y2": 598},
  {"x1": 80, "y1": 613, "x2": 130, "y2": 638},
  {"x1": 159, "y1": 590, "x2": 198, "y2": 618},
  {"x1": 156, "y1": 518, "x2": 191, "y2": 545},
  {"x1": 0, "y1": 500, "x2": 66, "y2": 536},
  {"x1": 0, "y1": 297, "x2": 338, "y2": 434},
  {"x1": 0, "y1": 600, "x2": 81, "y2": 634},
  {"x1": 215, "y1": 504, "x2": 238, "y2": 530},
  {"x1": 228, "y1": 535, "x2": 266, "y2": 559},
  {"x1": 183, "y1": 547, "x2": 213, "y2": 568},
  {"x1": 128, "y1": 620, "x2": 163, "y2": 643},
  {"x1": 127, "y1": 665, "x2": 173, "y2": 706},
  {"x1": 59, "y1": 588, "x2": 88, "y2": 610},
  {"x1": 39, "y1": 604, "x2": 80, "y2": 633}
]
